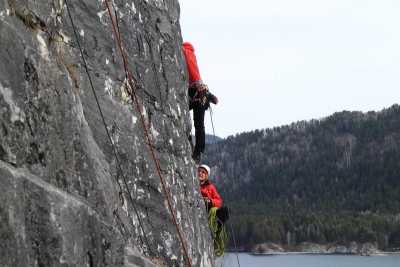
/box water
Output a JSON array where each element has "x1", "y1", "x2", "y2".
[{"x1": 219, "y1": 253, "x2": 400, "y2": 267}]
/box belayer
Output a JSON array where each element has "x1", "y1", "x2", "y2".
[
  {"x1": 182, "y1": 42, "x2": 218, "y2": 163},
  {"x1": 198, "y1": 164, "x2": 228, "y2": 256}
]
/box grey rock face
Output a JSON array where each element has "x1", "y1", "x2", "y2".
[{"x1": 0, "y1": 0, "x2": 213, "y2": 266}]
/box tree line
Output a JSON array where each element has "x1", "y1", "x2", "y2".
[{"x1": 204, "y1": 105, "x2": 400, "y2": 250}]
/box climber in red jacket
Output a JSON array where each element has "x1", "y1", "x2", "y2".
[
  {"x1": 198, "y1": 164, "x2": 228, "y2": 256},
  {"x1": 182, "y1": 42, "x2": 218, "y2": 163},
  {"x1": 198, "y1": 164, "x2": 222, "y2": 209}
]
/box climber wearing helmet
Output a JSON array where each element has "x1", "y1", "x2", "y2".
[
  {"x1": 182, "y1": 42, "x2": 218, "y2": 163},
  {"x1": 197, "y1": 164, "x2": 226, "y2": 256},
  {"x1": 198, "y1": 164, "x2": 222, "y2": 210}
]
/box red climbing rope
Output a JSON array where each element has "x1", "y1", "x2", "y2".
[
  {"x1": 103, "y1": 1, "x2": 193, "y2": 266},
  {"x1": 64, "y1": 0, "x2": 153, "y2": 255}
]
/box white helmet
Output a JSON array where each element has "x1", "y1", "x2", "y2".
[{"x1": 198, "y1": 164, "x2": 210, "y2": 175}]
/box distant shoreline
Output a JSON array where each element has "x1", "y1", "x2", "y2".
[
  {"x1": 248, "y1": 251, "x2": 400, "y2": 256},
  {"x1": 226, "y1": 245, "x2": 400, "y2": 257}
]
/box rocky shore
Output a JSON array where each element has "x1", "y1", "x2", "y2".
[{"x1": 251, "y1": 242, "x2": 400, "y2": 256}]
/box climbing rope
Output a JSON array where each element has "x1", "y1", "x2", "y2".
[
  {"x1": 209, "y1": 107, "x2": 242, "y2": 267},
  {"x1": 64, "y1": 0, "x2": 153, "y2": 255},
  {"x1": 102, "y1": 1, "x2": 193, "y2": 266}
]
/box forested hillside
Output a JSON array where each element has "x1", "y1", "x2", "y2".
[{"x1": 204, "y1": 105, "x2": 400, "y2": 250}]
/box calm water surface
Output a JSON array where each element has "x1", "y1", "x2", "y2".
[{"x1": 219, "y1": 253, "x2": 400, "y2": 267}]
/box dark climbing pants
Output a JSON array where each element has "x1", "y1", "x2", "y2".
[{"x1": 193, "y1": 106, "x2": 206, "y2": 156}]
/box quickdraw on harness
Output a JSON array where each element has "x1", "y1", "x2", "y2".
[{"x1": 190, "y1": 86, "x2": 217, "y2": 110}]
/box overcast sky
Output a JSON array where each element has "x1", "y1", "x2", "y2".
[{"x1": 179, "y1": 0, "x2": 400, "y2": 138}]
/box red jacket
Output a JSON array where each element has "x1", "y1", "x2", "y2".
[
  {"x1": 182, "y1": 42, "x2": 202, "y2": 86},
  {"x1": 200, "y1": 180, "x2": 223, "y2": 208}
]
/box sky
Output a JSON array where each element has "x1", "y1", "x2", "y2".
[{"x1": 179, "y1": 0, "x2": 400, "y2": 138}]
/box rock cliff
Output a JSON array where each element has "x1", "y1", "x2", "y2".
[{"x1": 0, "y1": 0, "x2": 213, "y2": 266}]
